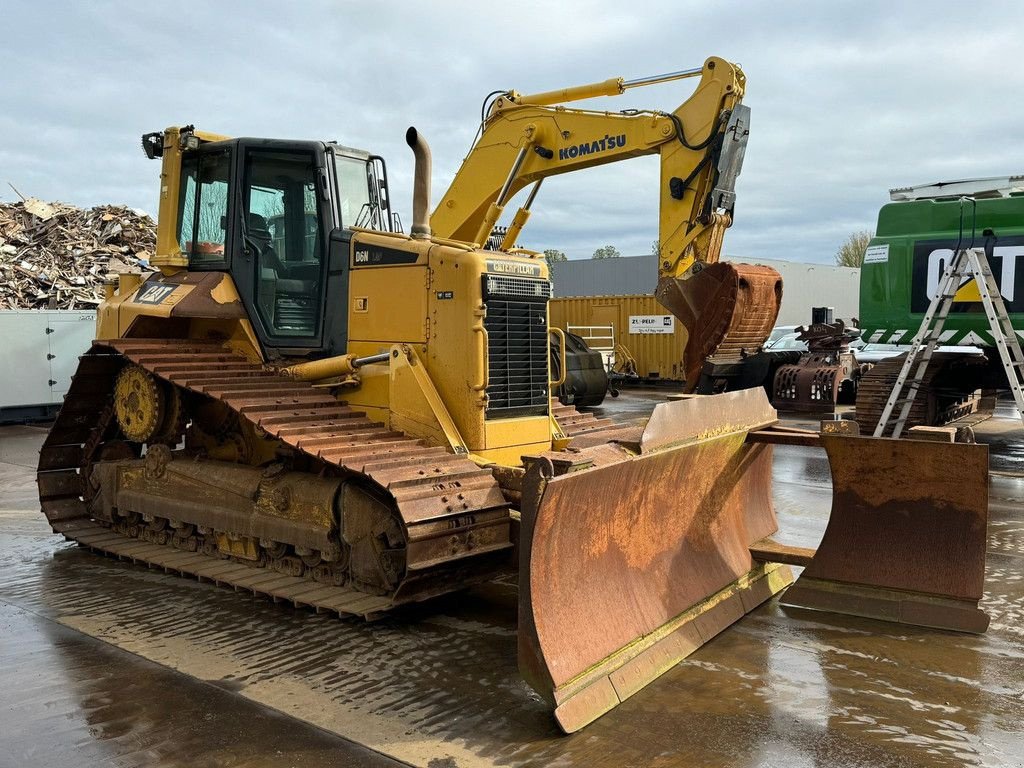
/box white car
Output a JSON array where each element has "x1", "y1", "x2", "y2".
[{"x1": 765, "y1": 328, "x2": 807, "y2": 352}]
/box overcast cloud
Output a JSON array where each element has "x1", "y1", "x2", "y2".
[{"x1": 3, "y1": 0, "x2": 1022, "y2": 263}]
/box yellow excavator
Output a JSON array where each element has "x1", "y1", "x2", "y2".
[
  {"x1": 431, "y1": 57, "x2": 781, "y2": 390},
  {"x1": 38, "y1": 57, "x2": 990, "y2": 734}
]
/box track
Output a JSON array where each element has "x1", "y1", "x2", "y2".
[
  {"x1": 550, "y1": 401, "x2": 643, "y2": 445},
  {"x1": 37, "y1": 338, "x2": 513, "y2": 618},
  {"x1": 855, "y1": 353, "x2": 987, "y2": 434}
]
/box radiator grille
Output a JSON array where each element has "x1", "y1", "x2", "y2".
[
  {"x1": 484, "y1": 275, "x2": 552, "y2": 300},
  {"x1": 483, "y1": 276, "x2": 551, "y2": 418}
]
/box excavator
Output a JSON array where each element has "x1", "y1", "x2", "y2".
[
  {"x1": 37, "y1": 57, "x2": 991, "y2": 734},
  {"x1": 431, "y1": 60, "x2": 782, "y2": 390}
]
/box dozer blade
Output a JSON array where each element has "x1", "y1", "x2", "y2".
[
  {"x1": 518, "y1": 389, "x2": 792, "y2": 733},
  {"x1": 781, "y1": 433, "x2": 989, "y2": 633},
  {"x1": 657, "y1": 262, "x2": 783, "y2": 391}
]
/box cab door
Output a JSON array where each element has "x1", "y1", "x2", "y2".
[{"x1": 230, "y1": 140, "x2": 335, "y2": 353}]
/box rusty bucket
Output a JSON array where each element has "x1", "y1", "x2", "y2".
[
  {"x1": 656, "y1": 262, "x2": 782, "y2": 391},
  {"x1": 518, "y1": 389, "x2": 791, "y2": 732},
  {"x1": 781, "y1": 433, "x2": 989, "y2": 633}
]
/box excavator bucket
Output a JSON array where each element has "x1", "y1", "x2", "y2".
[
  {"x1": 657, "y1": 262, "x2": 783, "y2": 391},
  {"x1": 518, "y1": 389, "x2": 792, "y2": 733},
  {"x1": 781, "y1": 433, "x2": 989, "y2": 633}
]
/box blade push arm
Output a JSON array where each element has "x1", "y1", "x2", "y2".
[{"x1": 430, "y1": 56, "x2": 748, "y2": 280}]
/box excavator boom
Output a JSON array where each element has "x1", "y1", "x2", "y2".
[{"x1": 432, "y1": 57, "x2": 781, "y2": 389}]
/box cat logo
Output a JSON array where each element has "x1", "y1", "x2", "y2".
[
  {"x1": 134, "y1": 283, "x2": 177, "y2": 305},
  {"x1": 924, "y1": 246, "x2": 1024, "y2": 305},
  {"x1": 910, "y1": 238, "x2": 1024, "y2": 314},
  {"x1": 486, "y1": 260, "x2": 543, "y2": 277}
]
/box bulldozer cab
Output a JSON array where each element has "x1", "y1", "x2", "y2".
[{"x1": 155, "y1": 128, "x2": 395, "y2": 356}]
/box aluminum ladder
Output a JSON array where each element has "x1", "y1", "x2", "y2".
[{"x1": 873, "y1": 247, "x2": 1024, "y2": 437}]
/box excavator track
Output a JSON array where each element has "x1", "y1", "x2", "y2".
[
  {"x1": 37, "y1": 338, "x2": 512, "y2": 619},
  {"x1": 855, "y1": 353, "x2": 988, "y2": 434}
]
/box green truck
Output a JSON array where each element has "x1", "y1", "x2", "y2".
[{"x1": 855, "y1": 175, "x2": 1024, "y2": 430}]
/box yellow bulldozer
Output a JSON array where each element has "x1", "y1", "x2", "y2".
[{"x1": 37, "y1": 57, "x2": 991, "y2": 733}]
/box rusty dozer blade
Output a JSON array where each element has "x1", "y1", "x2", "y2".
[
  {"x1": 657, "y1": 262, "x2": 783, "y2": 391},
  {"x1": 781, "y1": 433, "x2": 989, "y2": 634},
  {"x1": 518, "y1": 389, "x2": 792, "y2": 733}
]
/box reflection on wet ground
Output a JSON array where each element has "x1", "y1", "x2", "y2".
[
  {"x1": 1, "y1": 398, "x2": 1022, "y2": 767},
  {"x1": 1, "y1": 601, "x2": 402, "y2": 768}
]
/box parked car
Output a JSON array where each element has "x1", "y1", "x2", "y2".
[{"x1": 765, "y1": 330, "x2": 808, "y2": 352}]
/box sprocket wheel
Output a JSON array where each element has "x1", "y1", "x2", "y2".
[{"x1": 114, "y1": 364, "x2": 165, "y2": 442}]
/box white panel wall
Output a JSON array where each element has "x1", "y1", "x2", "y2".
[
  {"x1": 751, "y1": 258, "x2": 861, "y2": 326},
  {"x1": 0, "y1": 310, "x2": 96, "y2": 409}
]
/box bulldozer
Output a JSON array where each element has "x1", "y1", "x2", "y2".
[{"x1": 37, "y1": 57, "x2": 991, "y2": 733}]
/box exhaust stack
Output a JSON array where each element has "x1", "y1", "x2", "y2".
[{"x1": 406, "y1": 127, "x2": 432, "y2": 240}]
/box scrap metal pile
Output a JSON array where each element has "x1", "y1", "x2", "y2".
[{"x1": 0, "y1": 197, "x2": 154, "y2": 309}]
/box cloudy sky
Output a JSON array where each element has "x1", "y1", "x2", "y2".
[{"x1": 4, "y1": 1, "x2": 1022, "y2": 264}]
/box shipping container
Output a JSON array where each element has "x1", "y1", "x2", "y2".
[
  {"x1": 0, "y1": 310, "x2": 96, "y2": 422},
  {"x1": 549, "y1": 295, "x2": 687, "y2": 381}
]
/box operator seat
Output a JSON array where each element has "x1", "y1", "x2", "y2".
[{"x1": 248, "y1": 213, "x2": 286, "y2": 275}]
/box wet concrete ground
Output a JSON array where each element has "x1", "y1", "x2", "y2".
[
  {"x1": 0, "y1": 425, "x2": 402, "y2": 768},
  {"x1": 1, "y1": 395, "x2": 1023, "y2": 767}
]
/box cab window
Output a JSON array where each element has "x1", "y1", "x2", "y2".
[
  {"x1": 335, "y1": 155, "x2": 372, "y2": 228},
  {"x1": 177, "y1": 150, "x2": 231, "y2": 268},
  {"x1": 244, "y1": 150, "x2": 324, "y2": 338}
]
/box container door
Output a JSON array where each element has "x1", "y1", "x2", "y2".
[
  {"x1": 0, "y1": 311, "x2": 51, "y2": 408},
  {"x1": 46, "y1": 311, "x2": 97, "y2": 402}
]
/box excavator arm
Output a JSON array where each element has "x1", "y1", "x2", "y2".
[{"x1": 432, "y1": 57, "x2": 781, "y2": 389}]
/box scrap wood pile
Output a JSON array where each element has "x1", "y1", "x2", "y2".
[{"x1": 0, "y1": 196, "x2": 155, "y2": 310}]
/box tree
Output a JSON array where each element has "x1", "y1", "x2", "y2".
[
  {"x1": 835, "y1": 230, "x2": 874, "y2": 268},
  {"x1": 592, "y1": 245, "x2": 621, "y2": 259},
  {"x1": 651, "y1": 240, "x2": 661, "y2": 257},
  {"x1": 543, "y1": 248, "x2": 567, "y2": 268}
]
